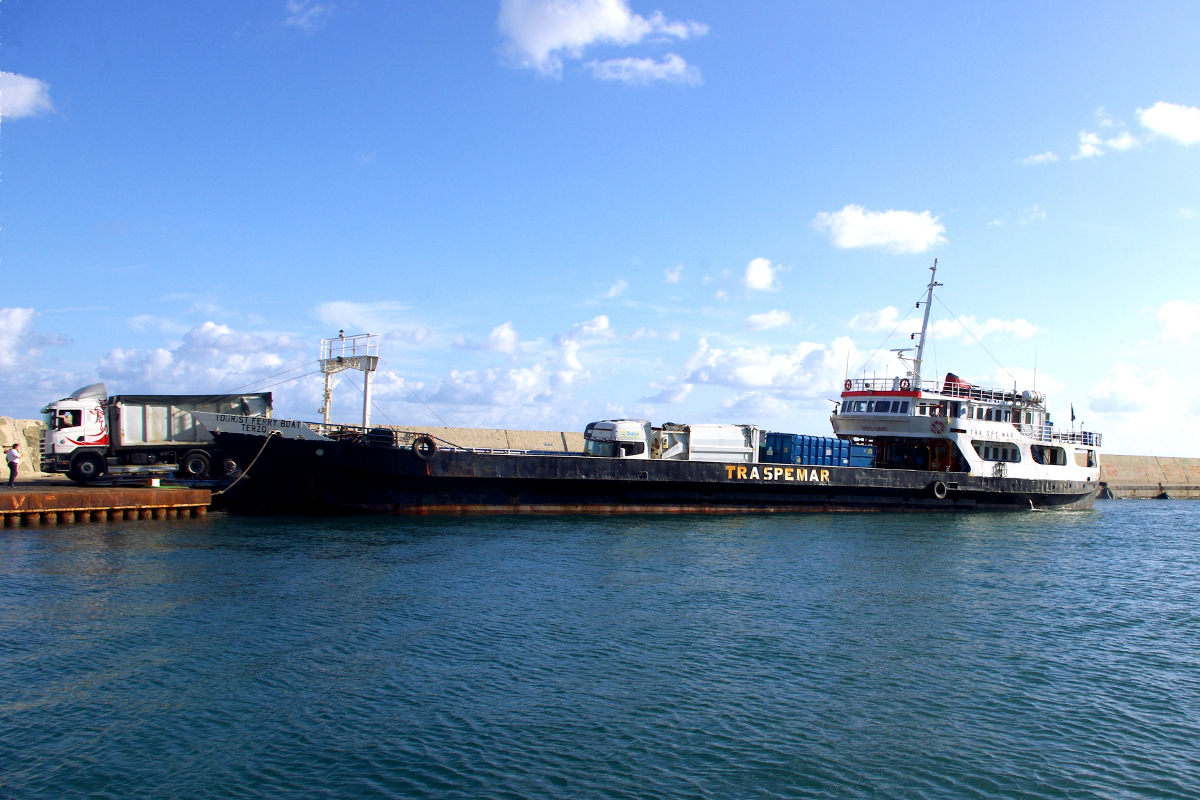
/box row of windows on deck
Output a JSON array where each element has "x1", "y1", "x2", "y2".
[
  {"x1": 841, "y1": 400, "x2": 910, "y2": 414},
  {"x1": 841, "y1": 399, "x2": 1037, "y2": 425}
]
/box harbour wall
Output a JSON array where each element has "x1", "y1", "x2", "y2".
[
  {"x1": 389, "y1": 425, "x2": 586, "y2": 453},
  {"x1": 1099, "y1": 454, "x2": 1200, "y2": 499}
]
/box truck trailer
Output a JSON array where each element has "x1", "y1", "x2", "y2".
[{"x1": 40, "y1": 383, "x2": 272, "y2": 482}]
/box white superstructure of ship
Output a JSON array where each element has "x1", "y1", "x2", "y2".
[{"x1": 830, "y1": 262, "x2": 1101, "y2": 486}]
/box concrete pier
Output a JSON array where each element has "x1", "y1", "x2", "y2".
[{"x1": 0, "y1": 483, "x2": 211, "y2": 527}]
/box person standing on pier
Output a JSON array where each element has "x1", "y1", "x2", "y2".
[{"x1": 6, "y1": 443, "x2": 20, "y2": 487}]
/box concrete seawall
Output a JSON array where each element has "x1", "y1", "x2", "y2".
[
  {"x1": 388, "y1": 425, "x2": 587, "y2": 453},
  {"x1": 1099, "y1": 454, "x2": 1200, "y2": 499}
]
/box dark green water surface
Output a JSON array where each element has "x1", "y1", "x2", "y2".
[{"x1": 2, "y1": 503, "x2": 1199, "y2": 798}]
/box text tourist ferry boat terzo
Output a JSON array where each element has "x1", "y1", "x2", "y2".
[{"x1": 192, "y1": 262, "x2": 1103, "y2": 514}]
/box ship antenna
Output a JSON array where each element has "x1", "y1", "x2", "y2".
[{"x1": 911, "y1": 259, "x2": 941, "y2": 386}]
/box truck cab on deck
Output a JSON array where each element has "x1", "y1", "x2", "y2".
[{"x1": 583, "y1": 420, "x2": 651, "y2": 459}]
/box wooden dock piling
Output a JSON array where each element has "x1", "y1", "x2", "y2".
[{"x1": 0, "y1": 486, "x2": 211, "y2": 527}]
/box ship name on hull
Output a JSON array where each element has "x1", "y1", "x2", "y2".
[{"x1": 725, "y1": 465, "x2": 831, "y2": 483}]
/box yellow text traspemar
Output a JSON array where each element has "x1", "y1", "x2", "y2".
[{"x1": 725, "y1": 465, "x2": 830, "y2": 483}]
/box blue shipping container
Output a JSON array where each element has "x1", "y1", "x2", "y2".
[{"x1": 760, "y1": 433, "x2": 852, "y2": 466}]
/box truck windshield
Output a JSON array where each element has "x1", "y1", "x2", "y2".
[
  {"x1": 54, "y1": 409, "x2": 82, "y2": 429},
  {"x1": 584, "y1": 438, "x2": 615, "y2": 457}
]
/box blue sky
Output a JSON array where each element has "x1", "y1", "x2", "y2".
[{"x1": 3, "y1": 0, "x2": 1200, "y2": 454}]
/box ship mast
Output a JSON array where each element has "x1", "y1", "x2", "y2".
[{"x1": 911, "y1": 259, "x2": 941, "y2": 386}]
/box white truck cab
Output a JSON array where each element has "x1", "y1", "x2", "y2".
[{"x1": 583, "y1": 419, "x2": 652, "y2": 459}]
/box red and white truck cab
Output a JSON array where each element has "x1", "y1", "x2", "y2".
[{"x1": 41, "y1": 383, "x2": 272, "y2": 482}]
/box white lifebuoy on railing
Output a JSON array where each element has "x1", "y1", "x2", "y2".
[
  {"x1": 900, "y1": 378, "x2": 911, "y2": 391},
  {"x1": 843, "y1": 379, "x2": 852, "y2": 391}
]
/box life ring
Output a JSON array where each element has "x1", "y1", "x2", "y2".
[
  {"x1": 412, "y1": 435, "x2": 437, "y2": 461},
  {"x1": 899, "y1": 378, "x2": 911, "y2": 391},
  {"x1": 930, "y1": 418, "x2": 946, "y2": 435},
  {"x1": 843, "y1": 379, "x2": 852, "y2": 391},
  {"x1": 932, "y1": 480, "x2": 948, "y2": 500}
]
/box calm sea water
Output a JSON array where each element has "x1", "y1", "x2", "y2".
[{"x1": 2, "y1": 503, "x2": 1199, "y2": 799}]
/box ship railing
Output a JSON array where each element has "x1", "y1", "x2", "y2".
[
  {"x1": 1017, "y1": 424, "x2": 1102, "y2": 447},
  {"x1": 319, "y1": 333, "x2": 378, "y2": 361},
  {"x1": 845, "y1": 378, "x2": 1023, "y2": 403}
]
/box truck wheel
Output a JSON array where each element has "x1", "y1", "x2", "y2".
[
  {"x1": 69, "y1": 453, "x2": 106, "y2": 483},
  {"x1": 181, "y1": 451, "x2": 212, "y2": 478}
]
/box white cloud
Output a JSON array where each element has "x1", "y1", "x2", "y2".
[
  {"x1": 315, "y1": 300, "x2": 412, "y2": 334},
  {"x1": 97, "y1": 322, "x2": 306, "y2": 394},
  {"x1": 847, "y1": 306, "x2": 1034, "y2": 341},
  {"x1": 284, "y1": 0, "x2": 332, "y2": 31},
  {"x1": 498, "y1": 0, "x2": 707, "y2": 79},
  {"x1": 641, "y1": 380, "x2": 692, "y2": 404},
  {"x1": 456, "y1": 321, "x2": 523, "y2": 357},
  {"x1": 974, "y1": 367, "x2": 1065, "y2": 399},
  {"x1": 720, "y1": 391, "x2": 791, "y2": 417},
  {"x1": 1020, "y1": 151, "x2": 1060, "y2": 165},
  {"x1": 848, "y1": 306, "x2": 901, "y2": 332},
  {"x1": 1158, "y1": 300, "x2": 1200, "y2": 342},
  {"x1": 428, "y1": 363, "x2": 577, "y2": 407},
  {"x1": 1, "y1": 308, "x2": 54, "y2": 370},
  {"x1": 554, "y1": 314, "x2": 615, "y2": 370},
  {"x1": 745, "y1": 310, "x2": 794, "y2": 331},
  {"x1": 714, "y1": 289, "x2": 729, "y2": 301},
  {"x1": 1105, "y1": 131, "x2": 1139, "y2": 151},
  {"x1": 663, "y1": 264, "x2": 683, "y2": 284},
  {"x1": 558, "y1": 315, "x2": 614, "y2": 342},
  {"x1": 1139, "y1": 101, "x2": 1200, "y2": 145},
  {"x1": 930, "y1": 316, "x2": 1038, "y2": 342},
  {"x1": 811, "y1": 205, "x2": 946, "y2": 254},
  {"x1": 743, "y1": 257, "x2": 781, "y2": 292},
  {"x1": 681, "y1": 336, "x2": 859, "y2": 394},
  {"x1": 0, "y1": 308, "x2": 79, "y2": 414},
  {"x1": 127, "y1": 314, "x2": 190, "y2": 336},
  {"x1": 383, "y1": 327, "x2": 431, "y2": 345},
  {"x1": 586, "y1": 53, "x2": 700, "y2": 85},
  {"x1": 1071, "y1": 129, "x2": 1141, "y2": 160},
  {"x1": 605, "y1": 278, "x2": 629, "y2": 298},
  {"x1": 0, "y1": 72, "x2": 53, "y2": 120},
  {"x1": 1089, "y1": 362, "x2": 1177, "y2": 414},
  {"x1": 628, "y1": 327, "x2": 679, "y2": 341},
  {"x1": 1018, "y1": 205, "x2": 1047, "y2": 225}
]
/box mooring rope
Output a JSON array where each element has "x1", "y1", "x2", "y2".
[{"x1": 211, "y1": 430, "x2": 281, "y2": 497}]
